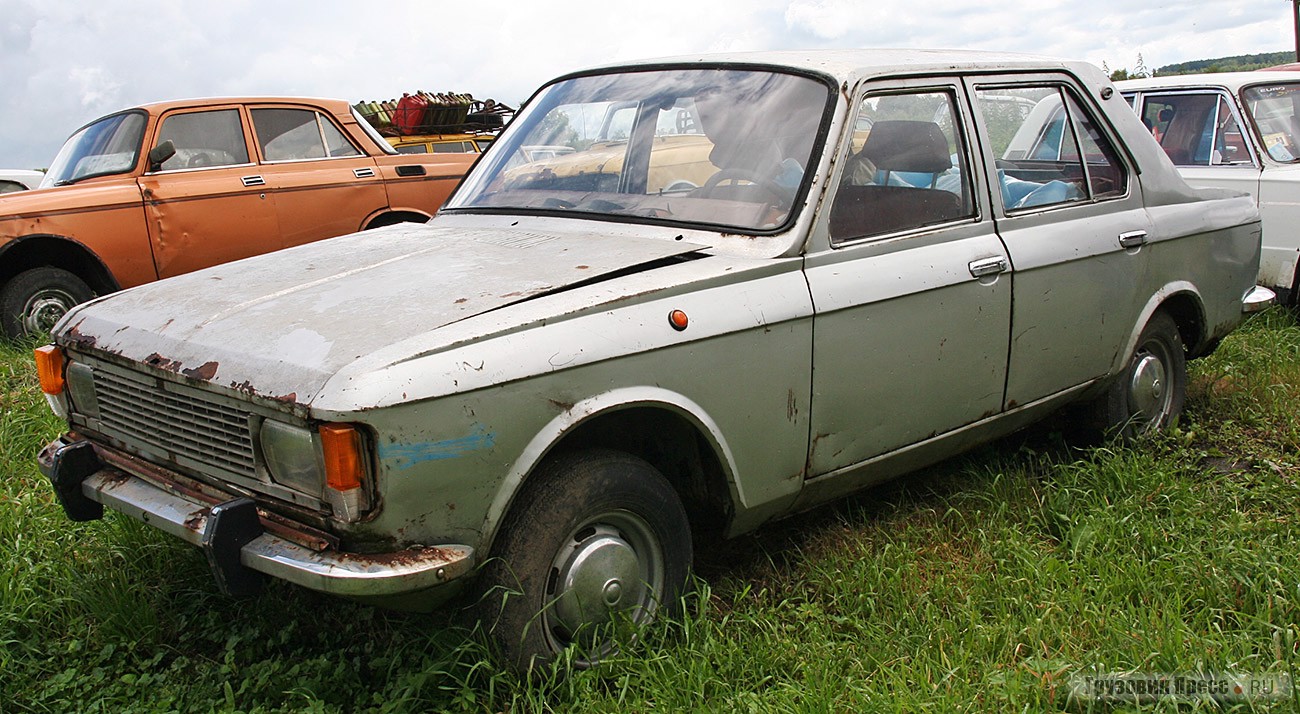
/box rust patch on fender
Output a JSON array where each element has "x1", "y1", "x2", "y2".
[{"x1": 548, "y1": 397, "x2": 576, "y2": 412}]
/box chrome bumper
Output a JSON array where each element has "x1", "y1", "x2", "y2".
[
  {"x1": 1243, "y1": 285, "x2": 1276, "y2": 313},
  {"x1": 40, "y1": 439, "x2": 474, "y2": 598}
]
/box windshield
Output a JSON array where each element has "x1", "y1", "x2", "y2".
[
  {"x1": 43, "y1": 110, "x2": 147, "y2": 187},
  {"x1": 1242, "y1": 82, "x2": 1300, "y2": 162},
  {"x1": 446, "y1": 67, "x2": 831, "y2": 232}
]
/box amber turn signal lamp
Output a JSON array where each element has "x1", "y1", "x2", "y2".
[
  {"x1": 320, "y1": 423, "x2": 364, "y2": 491},
  {"x1": 34, "y1": 345, "x2": 66, "y2": 395},
  {"x1": 668, "y1": 309, "x2": 689, "y2": 331}
]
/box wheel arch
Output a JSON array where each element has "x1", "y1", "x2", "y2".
[
  {"x1": 479, "y1": 389, "x2": 742, "y2": 558},
  {"x1": 0, "y1": 235, "x2": 120, "y2": 295},
  {"x1": 1124, "y1": 282, "x2": 1207, "y2": 365},
  {"x1": 362, "y1": 209, "x2": 432, "y2": 231}
]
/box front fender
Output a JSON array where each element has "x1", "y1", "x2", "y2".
[{"x1": 477, "y1": 387, "x2": 743, "y2": 558}]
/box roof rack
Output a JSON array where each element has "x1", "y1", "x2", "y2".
[{"x1": 353, "y1": 93, "x2": 515, "y2": 137}]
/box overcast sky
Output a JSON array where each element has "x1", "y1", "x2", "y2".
[{"x1": 0, "y1": 1, "x2": 1292, "y2": 169}]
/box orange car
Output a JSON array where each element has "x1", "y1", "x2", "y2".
[{"x1": 0, "y1": 97, "x2": 474, "y2": 338}]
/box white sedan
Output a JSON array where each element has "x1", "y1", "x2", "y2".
[
  {"x1": 0, "y1": 169, "x2": 44, "y2": 194},
  {"x1": 1120, "y1": 72, "x2": 1300, "y2": 303}
]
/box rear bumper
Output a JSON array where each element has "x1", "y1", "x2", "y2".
[
  {"x1": 1243, "y1": 285, "x2": 1276, "y2": 314},
  {"x1": 39, "y1": 437, "x2": 475, "y2": 599}
]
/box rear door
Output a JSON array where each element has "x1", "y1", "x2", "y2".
[
  {"x1": 248, "y1": 105, "x2": 390, "y2": 248},
  {"x1": 967, "y1": 75, "x2": 1150, "y2": 407},
  {"x1": 137, "y1": 106, "x2": 282, "y2": 278}
]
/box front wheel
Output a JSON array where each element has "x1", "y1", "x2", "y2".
[
  {"x1": 1094, "y1": 311, "x2": 1187, "y2": 440},
  {"x1": 478, "y1": 449, "x2": 692, "y2": 672},
  {"x1": 0, "y1": 267, "x2": 95, "y2": 340}
]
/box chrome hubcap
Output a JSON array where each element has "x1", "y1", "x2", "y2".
[
  {"x1": 1129, "y1": 351, "x2": 1169, "y2": 425},
  {"x1": 22, "y1": 288, "x2": 77, "y2": 334},
  {"x1": 545, "y1": 510, "x2": 663, "y2": 660}
]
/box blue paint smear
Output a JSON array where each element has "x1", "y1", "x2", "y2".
[{"x1": 380, "y1": 424, "x2": 496, "y2": 470}]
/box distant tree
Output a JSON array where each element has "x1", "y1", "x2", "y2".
[
  {"x1": 1106, "y1": 54, "x2": 1150, "y2": 82},
  {"x1": 1156, "y1": 51, "x2": 1293, "y2": 75}
]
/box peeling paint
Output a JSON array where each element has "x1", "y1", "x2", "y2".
[
  {"x1": 181, "y1": 361, "x2": 219, "y2": 381},
  {"x1": 378, "y1": 424, "x2": 497, "y2": 470}
]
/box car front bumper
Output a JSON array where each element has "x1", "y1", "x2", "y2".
[{"x1": 38, "y1": 437, "x2": 475, "y2": 601}]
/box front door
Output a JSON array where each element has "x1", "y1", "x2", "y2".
[
  {"x1": 805, "y1": 83, "x2": 1011, "y2": 477},
  {"x1": 138, "y1": 106, "x2": 281, "y2": 278}
]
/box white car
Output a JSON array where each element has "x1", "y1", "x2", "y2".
[
  {"x1": 1119, "y1": 73, "x2": 1300, "y2": 303},
  {"x1": 0, "y1": 169, "x2": 44, "y2": 194}
]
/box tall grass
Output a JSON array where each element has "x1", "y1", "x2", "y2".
[{"x1": 2, "y1": 310, "x2": 1298, "y2": 712}]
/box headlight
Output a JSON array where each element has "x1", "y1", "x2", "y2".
[{"x1": 259, "y1": 419, "x2": 322, "y2": 495}]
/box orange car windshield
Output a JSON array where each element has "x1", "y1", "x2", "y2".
[
  {"x1": 45, "y1": 111, "x2": 147, "y2": 186},
  {"x1": 447, "y1": 67, "x2": 831, "y2": 233}
]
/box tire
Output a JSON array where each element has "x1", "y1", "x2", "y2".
[
  {"x1": 0, "y1": 267, "x2": 95, "y2": 340},
  {"x1": 1092, "y1": 311, "x2": 1187, "y2": 440},
  {"x1": 478, "y1": 449, "x2": 692, "y2": 673}
]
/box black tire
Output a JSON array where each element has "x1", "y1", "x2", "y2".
[
  {"x1": 0, "y1": 267, "x2": 95, "y2": 340},
  {"x1": 478, "y1": 449, "x2": 692, "y2": 673},
  {"x1": 1092, "y1": 311, "x2": 1187, "y2": 440}
]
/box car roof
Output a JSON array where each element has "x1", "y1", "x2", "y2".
[
  {"x1": 1117, "y1": 72, "x2": 1300, "y2": 93},
  {"x1": 124, "y1": 96, "x2": 355, "y2": 115},
  {"x1": 570, "y1": 48, "x2": 1106, "y2": 87}
]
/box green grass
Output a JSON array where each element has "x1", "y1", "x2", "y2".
[{"x1": 3, "y1": 311, "x2": 1300, "y2": 712}]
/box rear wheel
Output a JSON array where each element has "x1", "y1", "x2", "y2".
[
  {"x1": 478, "y1": 449, "x2": 692, "y2": 673},
  {"x1": 0, "y1": 267, "x2": 94, "y2": 339},
  {"x1": 1092, "y1": 311, "x2": 1187, "y2": 440}
]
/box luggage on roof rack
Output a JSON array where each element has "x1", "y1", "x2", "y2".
[{"x1": 353, "y1": 93, "x2": 514, "y2": 136}]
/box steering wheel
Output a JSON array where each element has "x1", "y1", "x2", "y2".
[
  {"x1": 699, "y1": 168, "x2": 785, "y2": 203},
  {"x1": 188, "y1": 152, "x2": 214, "y2": 168}
]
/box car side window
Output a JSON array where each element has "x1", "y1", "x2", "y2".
[
  {"x1": 829, "y1": 89, "x2": 976, "y2": 243},
  {"x1": 975, "y1": 86, "x2": 1127, "y2": 211},
  {"x1": 1141, "y1": 93, "x2": 1251, "y2": 166},
  {"x1": 154, "y1": 109, "x2": 250, "y2": 171},
  {"x1": 252, "y1": 108, "x2": 362, "y2": 162}
]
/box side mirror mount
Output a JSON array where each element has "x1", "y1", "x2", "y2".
[{"x1": 148, "y1": 140, "x2": 176, "y2": 171}]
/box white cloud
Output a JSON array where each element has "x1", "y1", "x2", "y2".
[{"x1": 0, "y1": 0, "x2": 1294, "y2": 169}]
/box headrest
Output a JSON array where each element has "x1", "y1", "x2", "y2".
[{"x1": 861, "y1": 120, "x2": 952, "y2": 174}]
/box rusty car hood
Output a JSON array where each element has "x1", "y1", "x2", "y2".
[{"x1": 59, "y1": 222, "x2": 709, "y2": 407}]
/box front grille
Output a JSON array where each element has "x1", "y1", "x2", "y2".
[{"x1": 92, "y1": 368, "x2": 256, "y2": 477}]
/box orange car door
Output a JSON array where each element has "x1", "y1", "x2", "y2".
[
  {"x1": 249, "y1": 106, "x2": 389, "y2": 248},
  {"x1": 137, "y1": 107, "x2": 282, "y2": 278}
]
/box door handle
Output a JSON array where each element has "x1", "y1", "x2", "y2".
[
  {"x1": 241, "y1": 175, "x2": 265, "y2": 187},
  {"x1": 1118, "y1": 230, "x2": 1148, "y2": 249},
  {"x1": 968, "y1": 256, "x2": 1008, "y2": 278}
]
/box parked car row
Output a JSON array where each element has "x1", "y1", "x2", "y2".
[
  {"x1": 1117, "y1": 72, "x2": 1300, "y2": 303},
  {"x1": 34, "y1": 50, "x2": 1273, "y2": 671},
  {"x1": 0, "y1": 97, "x2": 475, "y2": 339}
]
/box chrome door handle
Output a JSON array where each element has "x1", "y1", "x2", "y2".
[
  {"x1": 969, "y1": 256, "x2": 1008, "y2": 278},
  {"x1": 1118, "y1": 230, "x2": 1148, "y2": 249},
  {"x1": 242, "y1": 175, "x2": 266, "y2": 187}
]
